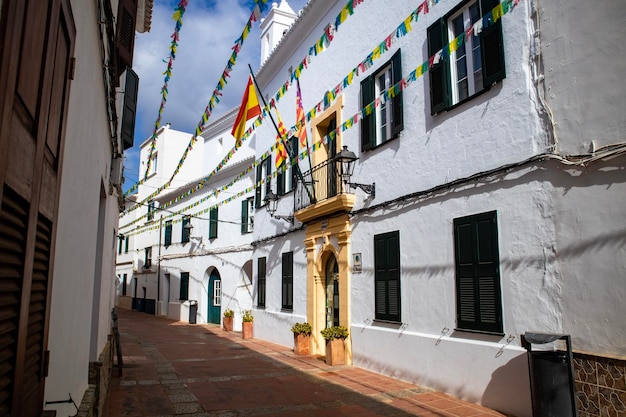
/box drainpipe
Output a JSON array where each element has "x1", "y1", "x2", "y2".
[{"x1": 156, "y1": 215, "x2": 162, "y2": 316}]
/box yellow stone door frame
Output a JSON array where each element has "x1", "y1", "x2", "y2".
[{"x1": 304, "y1": 217, "x2": 352, "y2": 364}]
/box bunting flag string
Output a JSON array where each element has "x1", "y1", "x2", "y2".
[
  {"x1": 123, "y1": 0, "x2": 270, "y2": 204},
  {"x1": 121, "y1": 0, "x2": 520, "y2": 230}
]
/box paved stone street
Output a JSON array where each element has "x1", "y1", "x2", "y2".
[{"x1": 103, "y1": 309, "x2": 508, "y2": 416}]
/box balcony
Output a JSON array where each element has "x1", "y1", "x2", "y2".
[{"x1": 294, "y1": 158, "x2": 355, "y2": 223}]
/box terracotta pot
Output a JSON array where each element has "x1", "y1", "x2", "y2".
[
  {"x1": 223, "y1": 317, "x2": 233, "y2": 331},
  {"x1": 242, "y1": 321, "x2": 253, "y2": 339},
  {"x1": 325, "y1": 338, "x2": 345, "y2": 365},
  {"x1": 293, "y1": 333, "x2": 310, "y2": 355}
]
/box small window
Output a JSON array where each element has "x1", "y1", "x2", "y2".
[
  {"x1": 282, "y1": 252, "x2": 293, "y2": 310},
  {"x1": 122, "y1": 273, "x2": 128, "y2": 296},
  {"x1": 180, "y1": 272, "x2": 189, "y2": 301},
  {"x1": 213, "y1": 279, "x2": 222, "y2": 306},
  {"x1": 428, "y1": 0, "x2": 505, "y2": 115},
  {"x1": 241, "y1": 197, "x2": 254, "y2": 234},
  {"x1": 255, "y1": 156, "x2": 271, "y2": 208},
  {"x1": 124, "y1": 235, "x2": 129, "y2": 253},
  {"x1": 361, "y1": 49, "x2": 403, "y2": 151},
  {"x1": 181, "y1": 216, "x2": 191, "y2": 243},
  {"x1": 209, "y1": 207, "x2": 218, "y2": 239},
  {"x1": 118, "y1": 236, "x2": 123, "y2": 254},
  {"x1": 146, "y1": 152, "x2": 157, "y2": 177},
  {"x1": 164, "y1": 220, "x2": 172, "y2": 246},
  {"x1": 374, "y1": 231, "x2": 401, "y2": 322},
  {"x1": 147, "y1": 200, "x2": 155, "y2": 221},
  {"x1": 144, "y1": 247, "x2": 152, "y2": 269},
  {"x1": 257, "y1": 257, "x2": 266, "y2": 307},
  {"x1": 453, "y1": 210, "x2": 502, "y2": 333}
]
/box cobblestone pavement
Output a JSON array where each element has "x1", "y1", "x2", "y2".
[{"x1": 103, "y1": 309, "x2": 509, "y2": 416}]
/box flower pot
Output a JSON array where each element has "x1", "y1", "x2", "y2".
[
  {"x1": 223, "y1": 317, "x2": 233, "y2": 331},
  {"x1": 242, "y1": 321, "x2": 253, "y2": 339},
  {"x1": 293, "y1": 333, "x2": 310, "y2": 355},
  {"x1": 325, "y1": 338, "x2": 345, "y2": 365}
]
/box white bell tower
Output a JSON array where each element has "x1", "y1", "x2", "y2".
[{"x1": 259, "y1": 0, "x2": 298, "y2": 65}]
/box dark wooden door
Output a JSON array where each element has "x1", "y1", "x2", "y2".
[{"x1": 0, "y1": 0, "x2": 75, "y2": 415}]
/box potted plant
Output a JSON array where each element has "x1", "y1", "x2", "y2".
[
  {"x1": 291, "y1": 322, "x2": 312, "y2": 355},
  {"x1": 223, "y1": 309, "x2": 234, "y2": 332},
  {"x1": 242, "y1": 310, "x2": 253, "y2": 339},
  {"x1": 321, "y1": 325, "x2": 349, "y2": 365}
]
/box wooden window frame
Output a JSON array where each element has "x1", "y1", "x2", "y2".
[{"x1": 374, "y1": 231, "x2": 401, "y2": 323}]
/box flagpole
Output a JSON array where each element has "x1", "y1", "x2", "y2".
[
  {"x1": 247, "y1": 64, "x2": 314, "y2": 204},
  {"x1": 296, "y1": 77, "x2": 314, "y2": 178}
]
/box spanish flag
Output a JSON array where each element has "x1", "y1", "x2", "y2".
[{"x1": 231, "y1": 75, "x2": 261, "y2": 143}]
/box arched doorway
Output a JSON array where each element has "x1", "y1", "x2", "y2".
[
  {"x1": 325, "y1": 254, "x2": 339, "y2": 328},
  {"x1": 208, "y1": 269, "x2": 221, "y2": 324}
]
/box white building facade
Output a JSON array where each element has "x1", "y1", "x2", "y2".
[{"x1": 248, "y1": 1, "x2": 626, "y2": 417}]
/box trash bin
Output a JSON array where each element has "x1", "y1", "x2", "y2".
[
  {"x1": 522, "y1": 332, "x2": 578, "y2": 417},
  {"x1": 188, "y1": 300, "x2": 198, "y2": 324}
]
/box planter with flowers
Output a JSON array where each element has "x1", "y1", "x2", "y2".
[
  {"x1": 290, "y1": 322, "x2": 312, "y2": 355},
  {"x1": 223, "y1": 309, "x2": 234, "y2": 331},
  {"x1": 242, "y1": 310, "x2": 254, "y2": 339},
  {"x1": 321, "y1": 326, "x2": 349, "y2": 365}
]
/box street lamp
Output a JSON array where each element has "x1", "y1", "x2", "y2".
[
  {"x1": 264, "y1": 190, "x2": 294, "y2": 223},
  {"x1": 335, "y1": 146, "x2": 375, "y2": 198}
]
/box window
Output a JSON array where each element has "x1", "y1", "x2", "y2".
[
  {"x1": 146, "y1": 152, "x2": 157, "y2": 177},
  {"x1": 181, "y1": 216, "x2": 191, "y2": 243},
  {"x1": 147, "y1": 200, "x2": 155, "y2": 221},
  {"x1": 144, "y1": 247, "x2": 152, "y2": 269},
  {"x1": 164, "y1": 220, "x2": 172, "y2": 246},
  {"x1": 361, "y1": 49, "x2": 403, "y2": 151},
  {"x1": 428, "y1": 0, "x2": 505, "y2": 115},
  {"x1": 255, "y1": 156, "x2": 271, "y2": 208},
  {"x1": 241, "y1": 197, "x2": 254, "y2": 234},
  {"x1": 282, "y1": 251, "x2": 293, "y2": 310},
  {"x1": 124, "y1": 235, "x2": 129, "y2": 253},
  {"x1": 257, "y1": 257, "x2": 266, "y2": 307},
  {"x1": 180, "y1": 272, "x2": 189, "y2": 301},
  {"x1": 374, "y1": 231, "x2": 401, "y2": 322},
  {"x1": 453, "y1": 211, "x2": 502, "y2": 333},
  {"x1": 209, "y1": 206, "x2": 218, "y2": 239},
  {"x1": 213, "y1": 279, "x2": 222, "y2": 306},
  {"x1": 118, "y1": 235, "x2": 123, "y2": 254},
  {"x1": 277, "y1": 135, "x2": 297, "y2": 195},
  {"x1": 122, "y1": 273, "x2": 128, "y2": 296}
]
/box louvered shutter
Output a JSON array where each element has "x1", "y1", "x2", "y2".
[
  {"x1": 374, "y1": 231, "x2": 401, "y2": 322},
  {"x1": 121, "y1": 68, "x2": 139, "y2": 150},
  {"x1": 115, "y1": 0, "x2": 137, "y2": 76},
  {"x1": 282, "y1": 252, "x2": 293, "y2": 310},
  {"x1": 255, "y1": 163, "x2": 262, "y2": 208},
  {"x1": 454, "y1": 211, "x2": 502, "y2": 333},
  {"x1": 360, "y1": 76, "x2": 375, "y2": 151},
  {"x1": 257, "y1": 257, "x2": 266, "y2": 307},
  {"x1": 390, "y1": 49, "x2": 404, "y2": 138},
  {"x1": 241, "y1": 200, "x2": 248, "y2": 234},
  {"x1": 209, "y1": 207, "x2": 218, "y2": 239},
  {"x1": 480, "y1": 0, "x2": 506, "y2": 86},
  {"x1": 427, "y1": 18, "x2": 450, "y2": 115},
  {"x1": 164, "y1": 221, "x2": 172, "y2": 246},
  {"x1": 180, "y1": 272, "x2": 189, "y2": 301}
]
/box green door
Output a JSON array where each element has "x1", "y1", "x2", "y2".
[{"x1": 208, "y1": 272, "x2": 221, "y2": 324}]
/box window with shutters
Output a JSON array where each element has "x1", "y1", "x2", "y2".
[
  {"x1": 277, "y1": 135, "x2": 297, "y2": 196},
  {"x1": 374, "y1": 231, "x2": 401, "y2": 322},
  {"x1": 118, "y1": 235, "x2": 124, "y2": 254},
  {"x1": 428, "y1": 0, "x2": 506, "y2": 115},
  {"x1": 257, "y1": 257, "x2": 266, "y2": 308},
  {"x1": 144, "y1": 247, "x2": 152, "y2": 269},
  {"x1": 146, "y1": 152, "x2": 157, "y2": 177},
  {"x1": 164, "y1": 220, "x2": 172, "y2": 246},
  {"x1": 241, "y1": 197, "x2": 254, "y2": 234},
  {"x1": 180, "y1": 272, "x2": 189, "y2": 301},
  {"x1": 255, "y1": 156, "x2": 271, "y2": 208},
  {"x1": 181, "y1": 216, "x2": 191, "y2": 243},
  {"x1": 122, "y1": 273, "x2": 128, "y2": 295},
  {"x1": 115, "y1": 0, "x2": 137, "y2": 76},
  {"x1": 453, "y1": 211, "x2": 503, "y2": 334},
  {"x1": 209, "y1": 206, "x2": 218, "y2": 239},
  {"x1": 121, "y1": 68, "x2": 139, "y2": 150},
  {"x1": 361, "y1": 50, "x2": 403, "y2": 151},
  {"x1": 282, "y1": 252, "x2": 293, "y2": 311},
  {"x1": 124, "y1": 235, "x2": 129, "y2": 253},
  {"x1": 147, "y1": 200, "x2": 155, "y2": 221}
]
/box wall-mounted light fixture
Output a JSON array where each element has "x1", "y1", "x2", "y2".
[
  {"x1": 264, "y1": 190, "x2": 294, "y2": 223},
  {"x1": 183, "y1": 222, "x2": 202, "y2": 243},
  {"x1": 335, "y1": 146, "x2": 375, "y2": 198}
]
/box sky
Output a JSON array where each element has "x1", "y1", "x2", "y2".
[{"x1": 123, "y1": 0, "x2": 309, "y2": 192}]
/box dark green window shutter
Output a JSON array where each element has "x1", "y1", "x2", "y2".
[
  {"x1": 427, "y1": 17, "x2": 450, "y2": 115},
  {"x1": 164, "y1": 221, "x2": 172, "y2": 246},
  {"x1": 390, "y1": 49, "x2": 404, "y2": 138},
  {"x1": 360, "y1": 75, "x2": 375, "y2": 151},
  {"x1": 374, "y1": 231, "x2": 401, "y2": 322},
  {"x1": 282, "y1": 252, "x2": 293, "y2": 310},
  {"x1": 264, "y1": 157, "x2": 272, "y2": 197},
  {"x1": 257, "y1": 257, "x2": 266, "y2": 307},
  {"x1": 181, "y1": 216, "x2": 190, "y2": 243},
  {"x1": 118, "y1": 237, "x2": 123, "y2": 254},
  {"x1": 255, "y1": 163, "x2": 262, "y2": 208},
  {"x1": 454, "y1": 211, "x2": 502, "y2": 333},
  {"x1": 480, "y1": 0, "x2": 506, "y2": 86},
  {"x1": 277, "y1": 163, "x2": 285, "y2": 196},
  {"x1": 209, "y1": 207, "x2": 218, "y2": 239},
  {"x1": 125, "y1": 236, "x2": 129, "y2": 253},
  {"x1": 180, "y1": 272, "x2": 189, "y2": 301},
  {"x1": 121, "y1": 68, "x2": 139, "y2": 150},
  {"x1": 241, "y1": 200, "x2": 248, "y2": 234}
]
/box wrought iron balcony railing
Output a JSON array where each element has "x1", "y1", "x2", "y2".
[{"x1": 294, "y1": 157, "x2": 350, "y2": 212}]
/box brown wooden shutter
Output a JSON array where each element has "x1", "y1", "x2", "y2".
[
  {"x1": 116, "y1": 0, "x2": 137, "y2": 76},
  {"x1": 121, "y1": 68, "x2": 139, "y2": 150}
]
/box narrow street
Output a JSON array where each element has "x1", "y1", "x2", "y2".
[{"x1": 104, "y1": 309, "x2": 507, "y2": 416}]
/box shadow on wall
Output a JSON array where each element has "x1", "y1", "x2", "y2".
[{"x1": 483, "y1": 353, "x2": 532, "y2": 417}]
